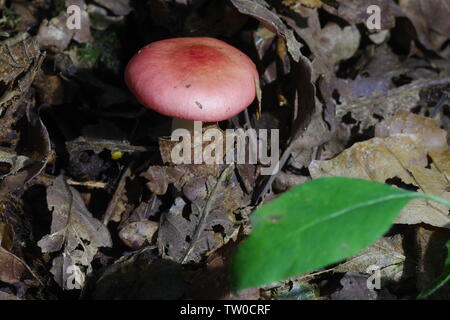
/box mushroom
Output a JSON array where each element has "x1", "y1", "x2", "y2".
[{"x1": 124, "y1": 37, "x2": 259, "y2": 132}]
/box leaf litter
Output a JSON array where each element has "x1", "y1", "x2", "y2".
[{"x1": 0, "y1": 0, "x2": 450, "y2": 300}]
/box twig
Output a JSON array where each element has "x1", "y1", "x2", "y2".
[{"x1": 66, "y1": 178, "x2": 107, "y2": 189}]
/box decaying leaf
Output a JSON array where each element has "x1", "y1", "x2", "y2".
[
  {"x1": 38, "y1": 175, "x2": 112, "y2": 289},
  {"x1": 310, "y1": 111, "x2": 450, "y2": 228}
]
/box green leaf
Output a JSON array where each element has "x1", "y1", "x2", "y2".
[
  {"x1": 418, "y1": 240, "x2": 450, "y2": 299},
  {"x1": 231, "y1": 177, "x2": 450, "y2": 291}
]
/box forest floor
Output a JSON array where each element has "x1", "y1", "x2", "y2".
[{"x1": 0, "y1": 0, "x2": 449, "y2": 300}]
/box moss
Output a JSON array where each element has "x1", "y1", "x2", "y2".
[
  {"x1": 75, "y1": 28, "x2": 122, "y2": 74},
  {"x1": 50, "y1": 0, "x2": 67, "y2": 16}
]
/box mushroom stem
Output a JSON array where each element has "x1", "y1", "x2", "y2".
[
  {"x1": 171, "y1": 118, "x2": 216, "y2": 134},
  {"x1": 171, "y1": 118, "x2": 197, "y2": 132}
]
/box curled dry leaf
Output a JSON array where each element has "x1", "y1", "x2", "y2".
[
  {"x1": 38, "y1": 175, "x2": 112, "y2": 289},
  {"x1": 310, "y1": 111, "x2": 450, "y2": 228}
]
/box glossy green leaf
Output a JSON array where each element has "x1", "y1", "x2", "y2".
[{"x1": 231, "y1": 177, "x2": 450, "y2": 291}]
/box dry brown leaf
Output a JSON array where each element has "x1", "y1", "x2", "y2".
[
  {"x1": 38, "y1": 175, "x2": 112, "y2": 289},
  {"x1": 310, "y1": 111, "x2": 450, "y2": 228}
]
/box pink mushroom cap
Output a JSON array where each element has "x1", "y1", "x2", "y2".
[{"x1": 125, "y1": 37, "x2": 259, "y2": 122}]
